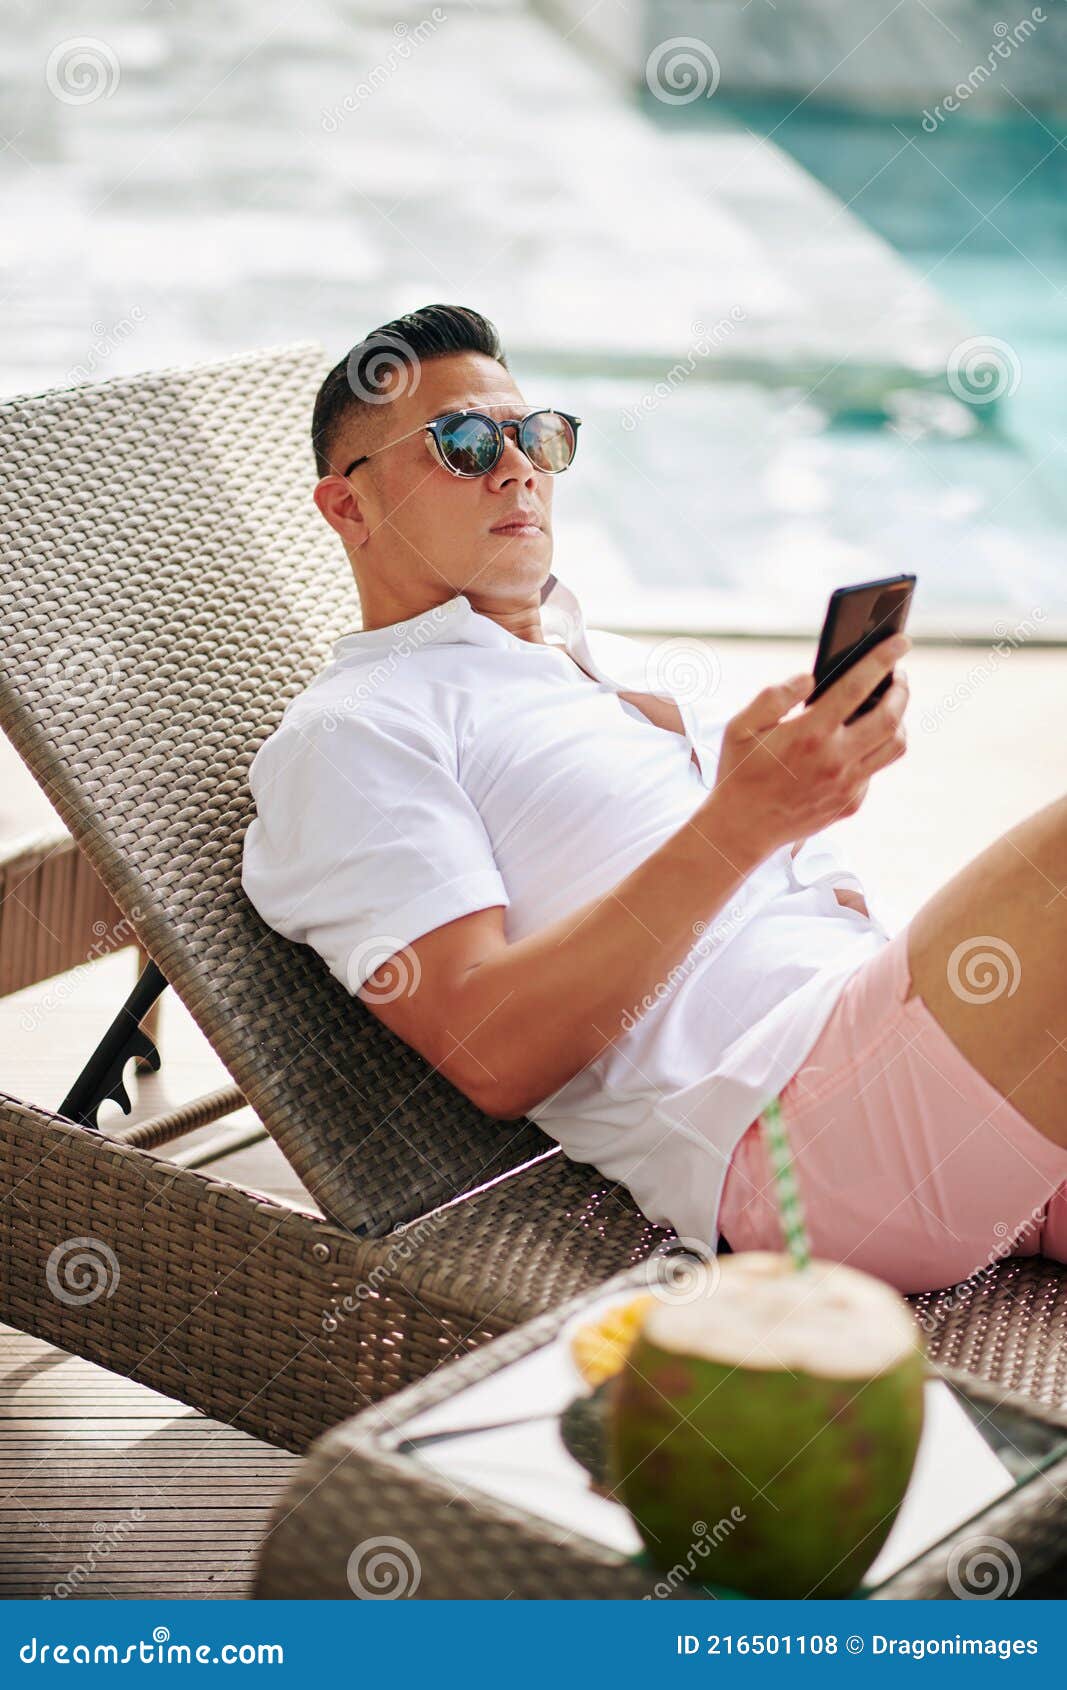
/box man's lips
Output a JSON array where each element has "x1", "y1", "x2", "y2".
[{"x1": 490, "y1": 512, "x2": 542, "y2": 535}]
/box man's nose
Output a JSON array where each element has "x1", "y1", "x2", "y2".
[{"x1": 495, "y1": 423, "x2": 537, "y2": 482}]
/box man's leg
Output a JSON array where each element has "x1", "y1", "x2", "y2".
[{"x1": 905, "y1": 792, "x2": 1067, "y2": 1149}]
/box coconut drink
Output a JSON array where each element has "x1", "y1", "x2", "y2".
[{"x1": 609, "y1": 1251, "x2": 925, "y2": 1598}]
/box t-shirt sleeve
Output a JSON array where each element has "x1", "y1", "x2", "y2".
[{"x1": 241, "y1": 706, "x2": 509, "y2": 995}]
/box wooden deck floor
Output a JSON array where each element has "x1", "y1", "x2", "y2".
[
  {"x1": 1, "y1": 725, "x2": 312, "y2": 1601},
  {"x1": 0, "y1": 1326, "x2": 298, "y2": 1599}
]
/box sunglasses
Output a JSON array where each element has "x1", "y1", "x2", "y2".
[{"x1": 341, "y1": 407, "x2": 582, "y2": 480}]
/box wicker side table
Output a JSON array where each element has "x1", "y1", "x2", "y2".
[{"x1": 255, "y1": 1260, "x2": 1067, "y2": 1601}]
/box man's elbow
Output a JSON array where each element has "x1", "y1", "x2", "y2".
[
  {"x1": 444, "y1": 1034, "x2": 574, "y2": 1120},
  {"x1": 432, "y1": 1017, "x2": 534, "y2": 1120},
  {"x1": 372, "y1": 1010, "x2": 532, "y2": 1119},
  {"x1": 442, "y1": 1055, "x2": 534, "y2": 1121},
  {"x1": 461, "y1": 1072, "x2": 533, "y2": 1122}
]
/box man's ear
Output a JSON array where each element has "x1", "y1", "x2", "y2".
[{"x1": 312, "y1": 474, "x2": 370, "y2": 546}]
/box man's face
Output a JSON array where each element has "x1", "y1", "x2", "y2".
[{"x1": 329, "y1": 352, "x2": 557, "y2": 607}]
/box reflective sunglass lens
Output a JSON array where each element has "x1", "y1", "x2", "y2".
[
  {"x1": 522, "y1": 411, "x2": 576, "y2": 472},
  {"x1": 437, "y1": 414, "x2": 501, "y2": 476}
]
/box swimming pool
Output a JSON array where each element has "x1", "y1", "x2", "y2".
[
  {"x1": 578, "y1": 94, "x2": 1067, "y2": 637},
  {"x1": 725, "y1": 100, "x2": 1067, "y2": 466}
]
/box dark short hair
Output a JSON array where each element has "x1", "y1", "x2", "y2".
[{"x1": 311, "y1": 303, "x2": 508, "y2": 479}]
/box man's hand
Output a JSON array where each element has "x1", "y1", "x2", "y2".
[{"x1": 707, "y1": 635, "x2": 910, "y2": 867}]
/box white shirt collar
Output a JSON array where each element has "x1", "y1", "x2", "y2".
[
  {"x1": 331, "y1": 573, "x2": 608, "y2": 678},
  {"x1": 326, "y1": 575, "x2": 716, "y2": 788}
]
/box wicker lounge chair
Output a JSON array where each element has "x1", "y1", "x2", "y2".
[
  {"x1": 0, "y1": 343, "x2": 672, "y2": 1452},
  {"x1": 1, "y1": 343, "x2": 1065, "y2": 1467}
]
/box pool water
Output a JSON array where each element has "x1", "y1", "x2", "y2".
[
  {"x1": 579, "y1": 96, "x2": 1067, "y2": 636},
  {"x1": 725, "y1": 100, "x2": 1067, "y2": 470}
]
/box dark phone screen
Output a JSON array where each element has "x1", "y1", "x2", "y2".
[{"x1": 810, "y1": 576, "x2": 914, "y2": 722}]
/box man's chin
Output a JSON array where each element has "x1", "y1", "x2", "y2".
[{"x1": 476, "y1": 536, "x2": 553, "y2": 583}]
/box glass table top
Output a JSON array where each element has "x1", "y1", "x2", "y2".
[{"x1": 384, "y1": 1286, "x2": 1067, "y2": 1597}]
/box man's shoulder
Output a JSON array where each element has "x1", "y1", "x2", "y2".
[
  {"x1": 250, "y1": 659, "x2": 459, "y2": 798},
  {"x1": 271, "y1": 646, "x2": 452, "y2": 738}
]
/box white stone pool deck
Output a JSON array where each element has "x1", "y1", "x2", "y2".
[{"x1": 0, "y1": 0, "x2": 967, "y2": 399}]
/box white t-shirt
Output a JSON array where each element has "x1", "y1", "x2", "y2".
[{"x1": 241, "y1": 575, "x2": 891, "y2": 1249}]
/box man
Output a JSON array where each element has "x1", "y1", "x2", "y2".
[{"x1": 241, "y1": 303, "x2": 1067, "y2": 1295}]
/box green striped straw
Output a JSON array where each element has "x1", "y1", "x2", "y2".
[{"x1": 760, "y1": 1093, "x2": 812, "y2": 1272}]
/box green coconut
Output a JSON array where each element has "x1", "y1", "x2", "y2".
[
  {"x1": 559, "y1": 1382, "x2": 612, "y2": 1491},
  {"x1": 609, "y1": 1251, "x2": 925, "y2": 1599}
]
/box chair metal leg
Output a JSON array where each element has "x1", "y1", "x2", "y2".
[
  {"x1": 58, "y1": 959, "x2": 167, "y2": 1129},
  {"x1": 134, "y1": 943, "x2": 163, "y2": 1068}
]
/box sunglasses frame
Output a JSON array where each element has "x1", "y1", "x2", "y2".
[{"x1": 341, "y1": 407, "x2": 582, "y2": 480}]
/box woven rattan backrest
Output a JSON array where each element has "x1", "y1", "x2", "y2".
[{"x1": 0, "y1": 343, "x2": 549, "y2": 1236}]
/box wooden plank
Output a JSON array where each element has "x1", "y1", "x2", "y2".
[{"x1": 0, "y1": 1325, "x2": 298, "y2": 1599}]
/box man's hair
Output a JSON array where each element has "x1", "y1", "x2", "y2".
[{"x1": 311, "y1": 303, "x2": 508, "y2": 480}]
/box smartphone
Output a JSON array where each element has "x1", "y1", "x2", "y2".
[{"x1": 808, "y1": 573, "x2": 916, "y2": 724}]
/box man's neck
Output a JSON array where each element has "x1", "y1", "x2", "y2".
[
  {"x1": 355, "y1": 578, "x2": 551, "y2": 645},
  {"x1": 483, "y1": 598, "x2": 549, "y2": 645}
]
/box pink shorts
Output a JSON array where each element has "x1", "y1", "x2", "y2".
[{"x1": 718, "y1": 925, "x2": 1067, "y2": 1295}]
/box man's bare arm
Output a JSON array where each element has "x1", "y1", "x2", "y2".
[{"x1": 360, "y1": 638, "x2": 909, "y2": 1118}]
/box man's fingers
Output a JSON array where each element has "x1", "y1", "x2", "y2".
[
  {"x1": 737, "y1": 673, "x2": 814, "y2": 732},
  {"x1": 810, "y1": 634, "x2": 911, "y2": 729},
  {"x1": 856, "y1": 726, "x2": 907, "y2": 775},
  {"x1": 843, "y1": 675, "x2": 909, "y2": 757}
]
